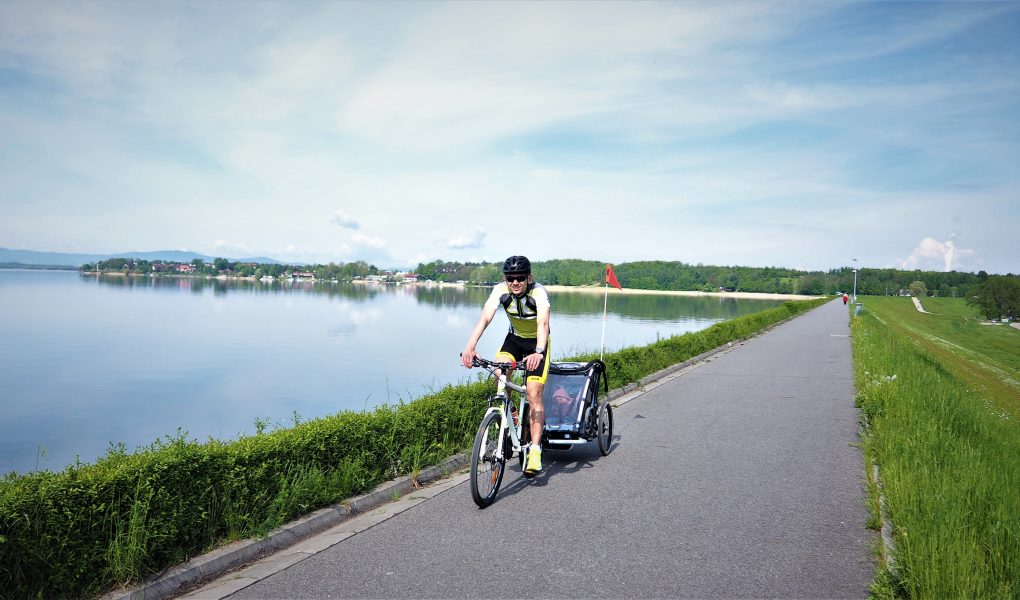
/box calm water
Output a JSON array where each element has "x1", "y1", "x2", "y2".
[{"x1": 0, "y1": 269, "x2": 781, "y2": 475}]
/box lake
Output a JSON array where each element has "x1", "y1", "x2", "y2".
[{"x1": 0, "y1": 269, "x2": 782, "y2": 475}]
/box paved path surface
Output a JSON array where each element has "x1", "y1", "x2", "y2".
[
  {"x1": 911, "y1": 296, "x2": 932, "y2": 313},
  {"x1": 190, "y1": 299, "x2": 874, "y2": 599}
]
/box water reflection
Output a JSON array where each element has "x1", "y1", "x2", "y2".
[
  {"x1": 86, "y1": 275, "x2": 779, "y2": 321},
  {"x1": 0, "y1": 270, "x2": 786, "y2": 475}
]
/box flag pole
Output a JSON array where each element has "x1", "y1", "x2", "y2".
[{"x1": 600, "y1": 278, "x2": 609, "y2": 361}]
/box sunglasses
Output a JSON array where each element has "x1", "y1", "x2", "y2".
[{"x1": 505, "y1": 275, "x2": 528, "y2": 283}]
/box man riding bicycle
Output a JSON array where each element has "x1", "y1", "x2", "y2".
[{"x1": 461, "y1": 255, "x2": 550, "y2": 476}]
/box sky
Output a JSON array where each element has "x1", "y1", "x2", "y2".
[{"x1": 1, "y1": 1, "x2": 1018, "y2": 274}]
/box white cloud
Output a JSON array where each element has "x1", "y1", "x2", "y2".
[
  {"x1": 211, "y1": 240, "x2": 253, "y2": 258},
  {"x1": 2, "y1": 2, "x2": 1019, "y2": 274},
  {"x1": 448, "y1": 227, "x2": 487, "y2": 250},
  {"x1": 351, "y1": 232, "x2": 385, "y2": 249},
  {"x1": 334, "y1": 2, "x2": 808, "y2": 151},
  {"x1": 900, "y1": 235, "x2": 977, "y2": 272},
  {"x1": 744, "y1": 81, "x2": 860, "y2": 112},
  {"x1": 331, "y1": 211, "x2": 360, "y2": 230}
]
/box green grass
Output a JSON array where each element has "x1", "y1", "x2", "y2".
[
  {"x1": 861, "y1": 297, "x2": 1020, "y2": 418},
  {"x1": 853, "y1": 298, "x2": 1020, "y2": 598}
]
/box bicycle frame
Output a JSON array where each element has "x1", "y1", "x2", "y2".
[{"x1": 483, "y1": 374, "x2": 528, "y2": 462}]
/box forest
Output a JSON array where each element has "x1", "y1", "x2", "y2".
[
  {"x1": 415, "y1": 258, "x2": 1009, "y2": 298},
  {"x1": 82, "y1": 256, "x2": 1017, "y2": 301}
]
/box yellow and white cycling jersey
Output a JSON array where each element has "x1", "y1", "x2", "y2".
[{"x1": 483, "y1": 281, "x2": 550, "y2": 339}]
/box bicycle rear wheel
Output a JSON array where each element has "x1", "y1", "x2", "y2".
[
  {"x1": 597, "y1": 401, "x2": 613, "y2": 456},
  {"x1": 470, "y1": 411, "x2": 506, "y2": 508}
]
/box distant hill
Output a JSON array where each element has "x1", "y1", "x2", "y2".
[{"x1": 0, "y1": 247, "x2": 285, "y2": 268}]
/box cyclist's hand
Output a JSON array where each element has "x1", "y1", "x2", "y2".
[
  {"x1": 461, "y1": 349, "x2": 477, "y2": 369},
  {"x1": 525, "y1": 352, "x2": 543, "y2": 371}
]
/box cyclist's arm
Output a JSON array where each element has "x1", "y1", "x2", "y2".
[
  {"x1": 535, "y1": 304, "x2": 550, "y2": 354},
  {"x1": 461, "y1": 301, "x2": 499, "y2": 368},
  {"x1": 524, "y1": 304, "x2": 550, "y2": 371}
]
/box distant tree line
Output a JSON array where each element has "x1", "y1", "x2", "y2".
[
  {"x1": 81, "y1": 258, "x2": 381, "y2": 281},
  {"x1": 415, "y1": 258, "x2": 1016, "y2": 299},
  {"x1": 81, "y1": 257, "x2": 1019, "y2": 314}
]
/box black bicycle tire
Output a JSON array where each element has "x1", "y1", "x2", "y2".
[
  {"x1": 597, "y1": 402, "x2": 613, "y2": 456},
  {"x1": 470, "y1": 410, "x2": 506, "y2": 508}
]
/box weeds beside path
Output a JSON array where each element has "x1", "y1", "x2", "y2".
[{"x1": 853, "y1": 297, "x2": 1020, "y2": 598}]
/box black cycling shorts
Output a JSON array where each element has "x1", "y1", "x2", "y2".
[{"x1": 499, "y1": 333, "x2": 550, "y2": 384}]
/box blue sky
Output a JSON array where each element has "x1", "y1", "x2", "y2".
[{"x1": 1, "y1": 1, "x2": 1018, "y2": 273}]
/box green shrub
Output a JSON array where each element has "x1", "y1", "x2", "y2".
[{"x1": 0, "y1": 298, "x2": 824, "y2": 598}]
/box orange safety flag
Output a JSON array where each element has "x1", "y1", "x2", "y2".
[{"x1": 606, "y1": 264, "x2": 622, "y2": 290}]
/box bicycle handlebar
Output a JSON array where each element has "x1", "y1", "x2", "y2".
[{"x1": 461, "y1": 353, "x2": 526, "y2": 372}]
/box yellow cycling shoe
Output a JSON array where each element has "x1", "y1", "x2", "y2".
[{"x1": 524, "y1": 447, "x2": 542, "y2": 477}]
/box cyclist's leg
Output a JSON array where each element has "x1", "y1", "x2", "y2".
[
  {"x1": 524, "y1": 337, "x2": 550, "y2": 442},
  {"x1": 526, "y1": 379, "x2": 545, "y2": 445},
  {"x1": 493, "y1": 350, "x2": 516, "y2": 395},
  {"x1": 496, "y1": 333, "x2": 526, "y2": 365}
]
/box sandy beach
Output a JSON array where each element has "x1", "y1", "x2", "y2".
[
  {"x1": 543, "y1": 284, "x2": 822, "y2": 301},
  {"x1": 405, "y1": 280, "x2": 821, "y2": 300}
]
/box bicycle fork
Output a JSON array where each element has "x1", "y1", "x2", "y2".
[{"x1": 481, "y1": 401, "x2": 525, "y2": 464}]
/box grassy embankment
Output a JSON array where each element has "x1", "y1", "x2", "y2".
[
  {"x1": 853, "y1": 297, "x2": 1019, "y2": 598},
  {"x1": 0, "y1": 298, "x2": 825, "y2": 598}
]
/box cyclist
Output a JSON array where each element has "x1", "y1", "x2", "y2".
[{"x1": 461, "y1": 255, "x2": 551, "y2": 476}]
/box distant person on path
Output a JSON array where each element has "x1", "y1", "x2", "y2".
[
  {"x1": 842, "y1": 292, "x2": 849, "y2": 305},
  {"x1": 461, "y1": 255, "x2": 551, "y2": 476}
]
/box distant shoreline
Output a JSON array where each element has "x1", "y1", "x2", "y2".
[
  {"x1": 64, "y1": 271, "x2": 823, "y2": 299},
  {"x1": 543, "y1": 284, "x2": 821, "y2": 301}
]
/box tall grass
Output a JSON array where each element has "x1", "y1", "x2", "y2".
[
  {"x1": 0, "y1": 298, "x2": 824, "y2": 598},
  {"x1": 852, "y1": 304, "x2": 1020, "y2": 598}
]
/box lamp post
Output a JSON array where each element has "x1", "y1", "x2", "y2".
[{"x1": 852, "y1": 258, "x2": 858, "y2": 302}]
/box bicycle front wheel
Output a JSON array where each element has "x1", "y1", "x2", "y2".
[{"x1": 470, "y1": 411, "x2": 506, "y2": 508}]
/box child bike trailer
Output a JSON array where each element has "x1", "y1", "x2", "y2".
[{"x1": 541, "y1": 360, "x2": 613, "y2": 456}]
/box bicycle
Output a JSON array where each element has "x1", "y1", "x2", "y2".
[
  {"x1": 465, "y1": 355, "x2": 614, "y2": 508},
  {"x1": 466, "y1": 355, "x2": 532, "y2": 507}
]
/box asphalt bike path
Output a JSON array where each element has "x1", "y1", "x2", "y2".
[{"x1": 194, "y1": 299, "x2": 874, "y2": 599}]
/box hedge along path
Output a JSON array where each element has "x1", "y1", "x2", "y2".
[{"x1": 0, "y1": 298, "x2": 827, "y2": 598}]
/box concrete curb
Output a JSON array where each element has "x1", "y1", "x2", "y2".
[
  {"x1": 871, "y1": 464, "x2": 898, "y2": 576},
  {"x1": 103, "y1": 455, "x2": 468, "y2": 600}
]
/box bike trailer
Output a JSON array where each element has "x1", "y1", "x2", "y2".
[{"x1": 542, "y1": 360, "x2": 608, "y2": 445}]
